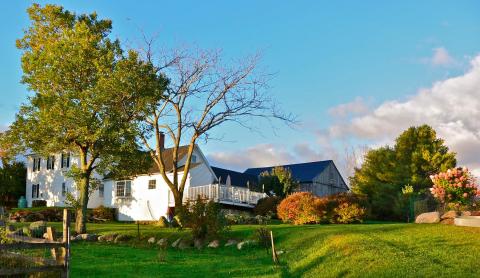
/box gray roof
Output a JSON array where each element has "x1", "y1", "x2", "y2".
[
  {"x1": 244, "y1": 160, "x2": 333, "y2": 183},
  {"x1": 211, "y1": 166, "x2": 258, "y2": 188}
]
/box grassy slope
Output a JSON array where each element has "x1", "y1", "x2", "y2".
[{"x1": 24, "y1": 222, "x2": 480, "y2": 277}]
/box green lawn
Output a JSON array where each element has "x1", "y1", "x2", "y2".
[{"x1": 13, "y1": 222, "x2": 480, "y2": 277}]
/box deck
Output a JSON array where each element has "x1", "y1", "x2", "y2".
[{"x1": 170, "y1": 184, "x2": 267, "y2": 208}]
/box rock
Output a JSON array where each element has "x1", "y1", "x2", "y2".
[
  {"x1": 207, "y1": 240, "x2": 220, "y2": 248},
  {"x1": 171, "y1": 238, "x2": 182, "y2": 248},
  {"x1": 276, "y1": 250, "x2": 285, "y2": 255},
  {"x1": 80, "y1": 234, "x2": 98, "y2": 241},
  {"x1": 43, "y1": 232, "x2": 49, "y2": 239},
  {"x1": 441, "y1": 211, "x2": 458, "y2": 219},
  {"x1": 114, "y1": 234, "x2": 133, "y2": 243},
  {"x1": 237, "y1": 240, "x2": 255, "y2": 250},
  {"x1": 194, "y1": 238, "x2": 204, "y2": 249},
  {"x1": 178, "y1": 239, "x2": 192, "y2": 250},
  {"x1": 462, "y1": 211, "x2": 472, "y2": 216},
  {"x1": 415, "y1": 212, "x2": 440, "y2": 224},
  {"x1": 148, "y1": 237, "x2": 156, "y2": 244},
  {"x1": 440, "y1": 218, "x2": 455, "y2": 225},
  {"x1": 225, "y1": 239, "x2": 237, "y2": 247},
  {"x1": 156, "y1": 238, "x2": 168, "y2": 248},
  {"x1": 98, "y1": 233, "x2": 118, "y2": 242}
]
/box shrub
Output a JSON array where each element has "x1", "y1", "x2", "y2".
[
  {"x1": 316, "y1": 193, "x2": 367, "y2": 224},
  {"x1": 10, "y1": 207, "x2": 64, "y2": 222},
  {"x1": 277, "y1": 192, "x2": 321, "y2": 224},
  {"x1": 430, "y1": 167, "x2": 480, "y2": 209},
  {"x1": 277, "y1": 192, "x2": 367, "y2": 225},
  {"x1": 179, "y1": 196, "x2": 229, "y2": 240},
  {"x1": 333, "y1": 202, "x2": 366, "y2": 223},
  {"x1": 254, "y1": 196, "x2": 282, "y2": 217},
  {"x1": 254, "y1": 227, "x2": 271, "y2": 249},
  {"x1": 0, "y1": 227, "x2": 13, "y2": 244},
  {"x1": 92, "y1": 205, "x2": 116, "y2": 221},
  {"x1": 31, "y1": 200, "x2": 47, "y2": 207}
]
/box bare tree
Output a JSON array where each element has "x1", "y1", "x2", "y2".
[
  {"x1": 342, "y1": 144, "x2": 370, "y2": 184},
  {"x1": 136, "y1": 46, "x2": 293, "y2": 211}
]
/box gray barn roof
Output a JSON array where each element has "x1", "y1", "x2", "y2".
[
  {"x1": 244, "y1": 160, "x2": 333, "y2": 183},
  {"x1": 211, "y1": 166, "x2": 258, "y2": 188}
]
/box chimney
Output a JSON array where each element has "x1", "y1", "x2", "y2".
[{"x1": 159, "y1": 132, "x2": 165, "y2": 150}]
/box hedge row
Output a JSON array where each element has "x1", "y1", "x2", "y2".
[{"x1": 9, "y1": 206, "x2": 117, "y2": 222}]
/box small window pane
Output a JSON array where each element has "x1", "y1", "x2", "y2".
[
  {"x1": 99, "y1": 184, "x2": 104, "y2": 198},
  {"x1": 148, "y1": 180, "x2": 156, "y2": 189},
  {"x1": 125, "y1": 181, "x2": 131, "y2": 197}
]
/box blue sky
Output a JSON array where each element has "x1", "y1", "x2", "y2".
[{"x1": 1, "y1": 1, "x2": 480, "y2": 173}]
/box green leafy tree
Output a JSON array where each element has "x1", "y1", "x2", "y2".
[
  {"x1": 4, "y1": 4, "x2": 166, "y2": 233},
  {"x1": 350, "y1": 125, "x2": 456, "y2": 220},
  {"x1": 259, "y1": 166, "x2": 299, "y2": 198},
  {"x1": 0, "y1": 156, "x2": 26, "y2": 206}
]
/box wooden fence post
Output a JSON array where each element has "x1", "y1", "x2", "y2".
[
  {"x1": 62, "y1": 209, "x2": 70, "y2": 278},
  {"x1": 270, "y1": 231, "x2": 279, "y2": 265}
]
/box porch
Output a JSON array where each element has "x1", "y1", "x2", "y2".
[{"x1": 170, "y1": 184, "x2": 267, "y2": 208}]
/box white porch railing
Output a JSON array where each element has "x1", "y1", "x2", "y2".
[{"x1": 185, "y1": 184, "x2": 267, "y2": 207}]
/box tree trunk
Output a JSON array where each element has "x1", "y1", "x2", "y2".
[
  {"x1": 75, "y1": 174, "x2": 90, "y2": 234},
  {"x1": 173, "y1": 190, "x2": 184, "y2": 214}
]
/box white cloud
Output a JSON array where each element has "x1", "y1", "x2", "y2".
[
  {"x1": 328, "y1": 97, "x2": 370, "y2": 119},
  {"x1": 207, "y1": 55, "x2": 480, "y2": 179},
  {"x1": 422, "y1": 47, "x2": 456, "y2": 67},
  {"x1": 330, "y1": 55, "x2": 480, "y2": 175},
  {"x1": 207, "y1": 144, "x2": 295, "y2": 171}
]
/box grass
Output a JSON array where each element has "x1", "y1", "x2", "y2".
[{"x1": 9, "y1": 221, "x2": 480, "y2": 277}]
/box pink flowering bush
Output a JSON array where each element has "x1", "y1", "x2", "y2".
[{"x1": 430, "y1": 167, "x2": 480, "y2": 208}]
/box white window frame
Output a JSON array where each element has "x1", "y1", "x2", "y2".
[
  {"x1": 61, "y1": 152, "x2": 70, "y2": 169},
  {"x1": 47, "y1": 155, "x2": 55, "y2": 170},
  {"x1": 32, "y1": 184, "x2": 40, "y2": 199},
  {"x1": 148, "y1": 179, "x2": 156, "y2": 190},
  {"x1": 61, "y1": 182, "x2": 66, "y2": 197},
  {"x1": 99, "y1": 184, "x2": 104, "y2": 198},
  {"x1": 116, "y1": 180, "x2": 132, "y2": 198}
]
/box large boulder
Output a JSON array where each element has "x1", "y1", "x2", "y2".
[
  {"x1": 415, "y1": 212, "x2": 440, "y2": 224},
  {"x1": 441, "y1": 211, "x2": 458, "y2": 219},
  {"x1": 171, "y1": 238, "x2": 182, "y2": 248},
  {"x1": 207, "y1": 240, "x2": 220, "y2": 248},
  {"x1": 80, "y1": 234, "x2": 99, "y2": 241},
  {"x1": 114, "y1": 234, "x2": 133, "y2": 243},
  {"x1": 156, "y1": 238, "x2": 168, "y2": 248},
  {"x1": 225, "y1": 239, "x2": 237, "y2": 247},
  {"x1": 98, "y1": 233, "x2": 118, "y2": 242},
  {"x1": 178, "y1": 239, "x2": 192, "y2": 250},
  {"x1": 440, "y1": 218, "x2": 455, "y2": 225},
  {"x1": 147, "y1": 237, "x2": 156, "y2": 244},
  {"x1": 237, "y1": 240, "x2": 256, "y2": 250}
]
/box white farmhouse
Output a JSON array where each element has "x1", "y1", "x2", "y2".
[{"x1": 26, "y1": 145, "x2": 266, "y2": 221}]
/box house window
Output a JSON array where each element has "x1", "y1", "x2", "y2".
[
  {"x1": 32, "y1": 157, "x2": 41, "y2": 172},
  {"x1": 191, "y1": 155, "x2": 197, "y2": 163},
  {"x1": 116, "y1": 180, "x2": 132, "y2": 198},
  {"x1": 61, "y1": 182, "x2": 66, "y2": 197},
  {"x1": 61, "y1": 152, "x2": 70, "y2": 168},
  {"x1": 46, "y1": 155, "x2": 55, "y2": 170},
  {"x1": 99, "y1": 184, "x2": 104, "y2": 198},
  {"x1": 32, "y1": 184, "x2": 40, "y2": 199},
  {"x1": 148, "y1": 179, "x2": 156, "y2": 190}
]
